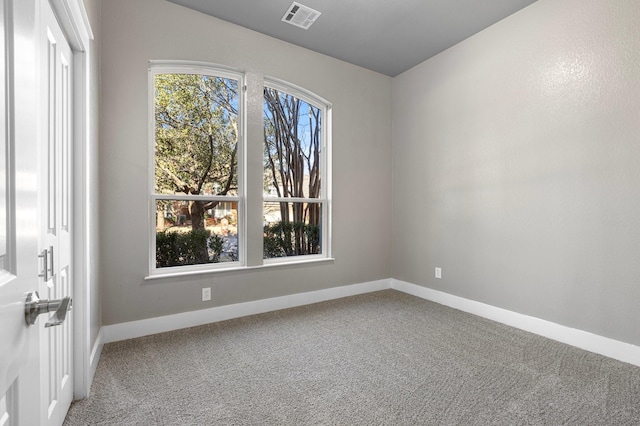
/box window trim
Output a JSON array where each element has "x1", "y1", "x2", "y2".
[
  {"x1": 148, "y1": 61, "x2": 246, "y2": 277},
  {"x1": 146, "y1": 64, "x2": 332, "y2": 279},
  {"x1": 263, "y1": 77, "x2": 332, "y2": 263}
]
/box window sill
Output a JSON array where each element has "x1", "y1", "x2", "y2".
[{"x1": 144, "y1": 257, "x2": 335, "y2": 281}]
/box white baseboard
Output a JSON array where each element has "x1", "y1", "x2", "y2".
[
  {"x1": 74, "y1": 327, "x2": 104, "y2": 400},
  {"x1": 89, "y1": 328, "x2": 104, "y2": 387},
  {"x1": 100, "y1": 277, "x2": 640, "y2": 368},
  {"x1": 391, "y1": 279, "x2": 640, "y2": 368},
  {"x1": 103, "y1": 279, "x2": 391, "y2": 343}
]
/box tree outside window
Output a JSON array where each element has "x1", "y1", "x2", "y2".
[
  {"x1": 152, "y1": 68, "x2": 241, "y2": 269},
  {"x1": 149, "y1": 63, "x2": 331, "y2": 276},
  {"x1": 263, "y1": 83, "x2": 328, "y2": 259}
]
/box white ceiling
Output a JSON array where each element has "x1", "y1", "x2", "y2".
[{"x1": 167, "y1": 0, "x2": 538, "y2": 77}]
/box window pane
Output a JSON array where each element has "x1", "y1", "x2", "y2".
[
  {"x1": 155, "y1": 73, "x2": 239, "y2": 197},
  {"x1": 263, "y1": 201, "x2": 322, "y2": 259},
  {"x1": 156, "y1": 199, "x2": 239, "y2": 268},
  {"x1": 263, "y1": 87, "x2": 321, "y2": 199}
]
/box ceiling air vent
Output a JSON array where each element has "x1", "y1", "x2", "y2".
[{"x1": 281, "y1": 2, "x2": 321, "y2": 30}]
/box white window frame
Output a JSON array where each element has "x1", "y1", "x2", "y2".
[
  {"x1": 263, "y1": 77, "x2": 332, "y2": 264},
  {"x1": 148, "y1": 61, "x2": 246, "y2": 277}
]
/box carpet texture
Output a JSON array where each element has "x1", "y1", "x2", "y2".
[{"x1": 64, "y1": 290, "x2": 640, "y2": 425}]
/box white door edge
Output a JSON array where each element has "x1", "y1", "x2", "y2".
[{"x1": 48, "y1": 0, "x2": 94, "y2": 400}]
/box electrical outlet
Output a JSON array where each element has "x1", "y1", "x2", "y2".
[
  {"x1": 202, "y1": 287, "x2": 211, "y2": 302},
  {"x1": 435, "y1": 267, "x2": 442, "y2": 279}
]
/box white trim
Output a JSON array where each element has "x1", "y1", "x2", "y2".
[
  {"x1": 391, "y1": 279, "x2": 640, "y2": 368},
  {"x1": 89, "y1": 327, "x2": 103, "y2": 370},
  {"x1": 49, "y1": 0, "x2": 94, "y2": 401},
  {"x1": 263, "y1": 253, "x2": 327, "y2": 266},
  {"x1": 262, "y1": 78, "x2": 332, "y2": 261},
  {"x1": 264, "y1": 76, "x2": 331, "y2": 110},
  {"x1": 145, "y1": 256, "x2": 335, "y2": 280},
  {"x1": 50, "y1": 0, "x2": 93, "y2": 51},
  {"x1": 263, "y1": 196, "x2": 323, "y2": 203},
  {"x1": 148, "y1": 60, "x2": 243, "y2": 76},
  {"x1": 71, "y1": 49, "x2": 91, "y2": 399},
  {"x1": 154, "y1": 194, "x2": 241, "y2": 202},
  {"x1": 148, "y1": 62, "x2": 247, "y2": 277},
  {"x1": 103, "y1": 279, "x2": 390, "y2": 343},
  {"x1": 102, "y1": 278, "x2": 640, "y2": 368},
  {"x1": 87, "y1": 327, "x2": 103, "y2": 394}
]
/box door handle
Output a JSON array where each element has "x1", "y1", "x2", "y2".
[{"x1": 25, "y1": 291, "x2": 72, "y2": 327}]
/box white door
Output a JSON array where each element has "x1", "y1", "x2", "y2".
[
  {"x1": 0, "y1": 0, "x2": 40, "y2": 423},
  {"x1": 0, "y1": 0, "x2": 74, "y2": 424},
  {"x1": 37, "y1": 0, "x2": 74, "y2": 424}
]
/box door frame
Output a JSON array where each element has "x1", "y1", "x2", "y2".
[{"x1": 47, "y1": 0, "x2": 95, "y2": 400}]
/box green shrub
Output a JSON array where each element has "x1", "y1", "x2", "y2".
[
  {"x1": 263, "y1": 221, "x2": 320, "y2": 258},
  {"x1": 156, "y1": 228, "x2": 224, "y2": 268}
]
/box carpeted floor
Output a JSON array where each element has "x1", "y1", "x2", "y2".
[{"x1": 64, "y1": 290, "x2": 640, "y2": 425}]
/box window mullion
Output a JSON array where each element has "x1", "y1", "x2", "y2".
[
  {"x1": 263, "y1": 197, "x2": 324, "y2": 203},
  {"x1": 154, "y1": 193, "x2": 241, "y2": 202}
]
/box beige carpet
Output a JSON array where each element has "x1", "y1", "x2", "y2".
[{"x1": 64, "y1": 290, "x2": 640, "y2": 425}]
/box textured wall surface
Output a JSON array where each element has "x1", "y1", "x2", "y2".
[
  {"x1": 392, "y1": 0, "x2": 640, "y2": 345},
  {"x1": 100, "y1": 0, "x2": 392, "y2": 324},
  {"x1": 100, "y1": 0, "x2": 640, "y2": 348}
]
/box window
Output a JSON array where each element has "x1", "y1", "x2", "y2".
[
  {"x1": 150, "y1": 63, "x2": 243, "y2": 274},
  {"x1": 149, "y1": 62, "x2": 331, "y2": 277},
  {"x1": 263, "y1": 80, "x2": 330, "y2": 262}
]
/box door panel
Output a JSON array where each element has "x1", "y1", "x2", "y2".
[
  {"x1": 0, "y1": 385, "x2": 17, "y2": 425},
  {"x1": 0, "y1": 0, "x2": 75, "y2": 424},
  {"x1": 0, "y1": 0, "x2": 34, "y2": 401},
  {"x1": 39, "y1": 1, "x2": 74, "y2": 424},
  {"x1": 0, "y1": 0, "x2": 42, "y2": 425}
]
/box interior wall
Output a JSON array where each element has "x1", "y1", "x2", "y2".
[
  {"x1": 392, "y1": 0, "x2": 640, "y2": 345},
  {"x1": 99, "y1": 0, "x2": 392, "y2": 325}
]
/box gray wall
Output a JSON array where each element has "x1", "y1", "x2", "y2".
[
  {"x1": 100, "y1": 0, "x2": 640, "y2": 348},
  {"x1": 392, "y1": 0, "x2": 640, "y2": 345},
  {"x1": 99, "y1": 0, "x2": 392, "y2": 325}
]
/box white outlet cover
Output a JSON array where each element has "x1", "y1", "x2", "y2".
[
  {"x1": 435, "y1": 267, "x2": 442, "y2": 279},
  {"x1": 202, "y1": 287, "x2": 211, "y2": 301}
]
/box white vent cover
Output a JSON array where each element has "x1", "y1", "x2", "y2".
[{"x1": 281, "y1": 2, "x2": 321, "y2": 30}]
